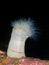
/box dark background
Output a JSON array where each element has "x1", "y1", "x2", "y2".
[{"x1": 0, "y1": 16, "x2": 49, "y2": 60}]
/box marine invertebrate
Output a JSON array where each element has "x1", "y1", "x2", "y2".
[{"x1": 7, "y1": 18, "x2": 38, "y2": 58}]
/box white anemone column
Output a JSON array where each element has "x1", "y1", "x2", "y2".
[{"x1": 7, "y1": 19, "x2": 36, "y2": 58}]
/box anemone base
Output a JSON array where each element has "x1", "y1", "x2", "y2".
[{"x1": 0, "y1": 50, "x2": 49, "y2": 65}]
